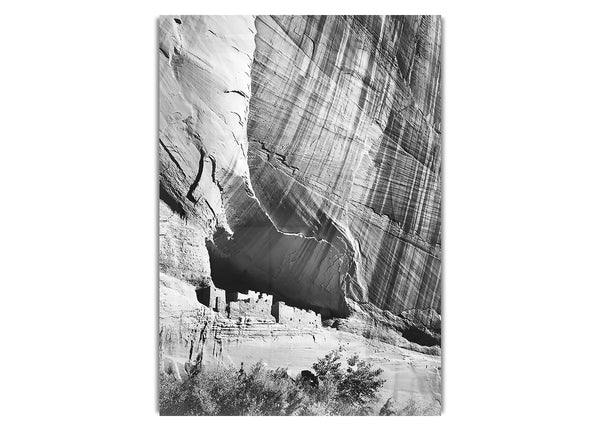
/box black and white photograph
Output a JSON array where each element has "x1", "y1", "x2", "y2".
[
  {"x1": 3, "y1": 1, "x2": 600, "y2": 428},
  {"x1": 158, "y1": 15, "x2": 442, "y2": 415}
]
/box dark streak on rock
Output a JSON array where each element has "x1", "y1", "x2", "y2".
[
  {"x1": 224, "y1": 89, "x2": 249, "y2": 99},
  {"x1": 159, "y1": 182, "x2": 187, "y2": 219},
  {"x1": 208, "y1": 155, "x2": 217, "y2": 184},
  {"x1": 159, "y1": 45, "x2": 169, "y2": 59},
  {"x1": 186, "y1": 149, "x2": 205, "y2": 204},
  {"x1": 159, "y1": 138, "x2": 185, "y2": 174},
  {"x1": 204, "y1": 198, "x2": 217, "y2": 219}
]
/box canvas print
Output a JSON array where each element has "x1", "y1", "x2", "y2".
[{"x1": 158, "y1": 15, "x2": 442, "y2": 416}]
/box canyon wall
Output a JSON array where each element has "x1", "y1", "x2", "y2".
[{"x1": 159, "y1": 15, "x2": 442, "y2": 346}]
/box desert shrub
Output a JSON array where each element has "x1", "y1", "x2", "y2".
[
  {"x1": 160, "y1": 362, "x2": 307, "y2": 415},
  {"x1": 159, "y1": 367, "x2": 231, "y2": 415},
  {"x1": 311, "y1": 348, "x2": 385, "y2": 415},
  {"x1": 379, "y1": 398, "x2": 401, "y2": 415},
  {"x1": 379, "y1": 396, "x2": 440, "y2": 416},
  {"x1": 337, "y1": 354, "x2": 385, "y2": 408},
  {"x1": 312, "y1": 349, "x2": 344, "y2": 382},
  {"x1": 159, "y1": 349, "x2": 386, "y2": 416},
  {"x1": 224, "y1": 362, "x2": 307, "y2": 415}
]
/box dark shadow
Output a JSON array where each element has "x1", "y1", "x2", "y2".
[
  {"x1": 401, "y1": 327, "x2": 439, "y2": 347},
  {"x1": 159, "y1": 183, "x2": 187, "y2": 219},
  {"x1": 186, "y1": 149, "x2": 205, "y2": 204},
  {"x1": 206, "y1": 239, "x2": 329, "y2": 320}
]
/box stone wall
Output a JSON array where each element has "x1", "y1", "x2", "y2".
[
  {"x1": 197, "y1": 286, "x2": 321, "y2": 327},
  {"x1": 228, "y1": 291, "x2": 275, "y2": 322},
  {"x1": 197, "y1": 286, "x2": 226, "y2": 313},
  {"x1": 272, "y1": 301, "x2": 321, "y2": 329},
  {"x1": 227, "y1": 290, "x2": 262, "y2": 302}
]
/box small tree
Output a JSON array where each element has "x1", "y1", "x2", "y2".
[
  {"x1": 312, "y1": 348, "x2": 344, "y2": 383},
  {"x1": 312, "y1": 348, "x2": 385, "y2": 414},
  {"x1": 337, "y1": 354, "x2": 385, "y2": 408}
]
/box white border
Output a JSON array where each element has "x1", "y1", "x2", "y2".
[{"x1": 1, "y1": 1, "x2": 599, "y2": 429}]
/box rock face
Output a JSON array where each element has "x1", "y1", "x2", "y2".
[
  {"x1": 159, "y1": 15, "x2": 441, "y2": 354},
  {"x1": 246, "y1": 16, "x2": 442, "y2": 335}
]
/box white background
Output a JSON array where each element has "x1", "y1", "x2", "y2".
[{"x1": 1, "y1": 0, "x2": 599, "y2": 429}]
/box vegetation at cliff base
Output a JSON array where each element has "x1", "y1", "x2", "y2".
[{"x1": 160, "y1": 348, "x2": 386, "y2": 416}]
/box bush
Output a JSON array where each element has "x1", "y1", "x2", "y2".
[
  {"x1": 379, "y1": 396, "x2": 440, "y2": 416},
  {"x1": 311, "y1": 348, "x2": 385, "y2": 414},
  {"x1": 159, "y1": 349, "x2": 386, "y2": 416},
  {"x1": 160, "y1": 363, "x2": 306, "y2": 415}
]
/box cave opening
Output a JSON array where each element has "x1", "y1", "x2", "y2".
[
  {"x1": 401, "y1": 327, "x2": 440, "y2": 347},
  {"x1": 205, "y1": 239, "x2": 331, "y2": 322},
  {"x1": 206, "y1": 241, "x2": 266, "y2": 296}
]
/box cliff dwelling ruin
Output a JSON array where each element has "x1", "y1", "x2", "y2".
[{"x1": 197, "y1": 285, "x2": 321, "y2": 329}]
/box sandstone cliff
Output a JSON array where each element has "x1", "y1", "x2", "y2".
[{"x1": 159, "y1": 15, "x2": 442, "y2": 347}]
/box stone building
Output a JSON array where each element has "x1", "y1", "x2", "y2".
[
  {"x1": 226, "y1": 289, "x2": 261, "y2": 303},
  {"x1": 197, "y1": 285, "x2": 226, "y2": 314},
  {"x1": 228, "y1": 290, "x2": 275, "y2": 322},
  {"x1": 271, "y1": 301, "x2": 321, "y2": 328},
  {"x1": 197, "y1": 286, "x2": 321, "y2": 328}
]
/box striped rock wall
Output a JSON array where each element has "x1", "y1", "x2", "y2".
[
  {"x1": 159, "y1": 15, "x2": 442, "y2": 343},
  {"x1": 246, "y1": 15, "x2": 442, "y2": 325}
]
